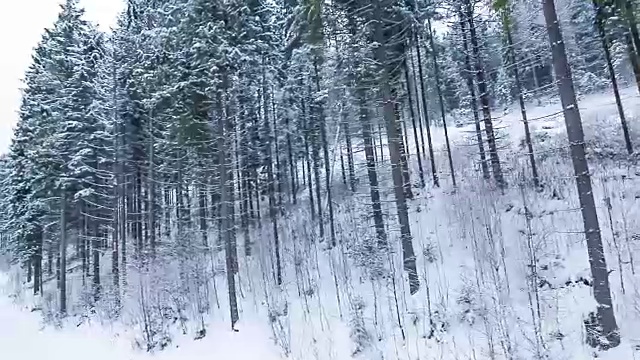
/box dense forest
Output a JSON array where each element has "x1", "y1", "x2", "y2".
[{"x1": 2, "y1": 0, "x2": 640, "y2": 358}]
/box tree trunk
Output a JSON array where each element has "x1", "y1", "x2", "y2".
[
  {"x1": 59, "y1": 193, "x2": 67, "y2": 315},
  {"x1": 147, "y1": 109, "x2": 156, "y2": 257},
  {"x1": 285, "y1": 104, "x2": 297, "y2": 204},
  {"x1": 136, "y1": 171, "x2": 143, "y2": 257},
  {"x1": 595, "y1": 1, "x2": 633, "y2": 154},
  {"x1": 340, "y1": 143, "x2": 347, "y2": 186},
  {"x1": 199, "y1": 183, "x2": 209, "y2": 247},
  {"x1": 394, "y1": 97, "x2": 413, "y2": 199},
  {"x1": 112, "y1": 53, "x2": 123, "y2": 307},
  {"x1": 623, "y1": 31, "x2": 640, "y2": 94},
  {"x1": 357, "y1": 85, "x2": 387, "y2": 246},
  {"x1": 378, "y1": 123, "x2": 384, "y2": 164},
  {"x1": 310, "y1": 83, "x2": 324, "y2": 238},
  {"x1": 301, "y1": 94, "x2": 316, "y2": 220},
  {"x1": 414, "y1": 33, "x2": 439, "y2": 187},
  {"x1": 92, "y1": 219, "x2": 100, "y2": 302},
  {"x1": 503, "y1": 12, "x2": 541, "y2": 186},
  {"x1": 313, "y1": 60, "x2": 337, "y2": 247},
  {"x1": 342, "y1": 106, "x2": 357, "y2": 192},
  {"x1": 427, "y1": 19, "x2": 457, "y2": 188},
  {"x1": 543, "y1": 0, "x2": 620, "y2": 348},
  {"x1": 373, "y1": 0, "x2": 419, "y2": 295},
  {"x1": 271, "y1": 95, "x2": 284, "y2": 211},
  {"x1": 624, "y1": 0, "x2": 640, "y2": 67},
  {"x1": 33, "y1": 230, "x2": 43, "y2": 295},
  {"x1": 403, "y1": 58, "x2": 425, "y2": 188},
  {"x1": 409, "y1": 45, "x2": 428, "y2": 167},
  {"x1": 459, "y1": 15, "x2": 490, "y2": 180},
  {"x1": 465, "y1": 0, "x2": 506, "y2": 189},
  {"x1": 263, "y1": 66, "x2": 282, "y2": 285},
  {"x1": 218, "y1": 73, "x2": 239, "y2": 330}
]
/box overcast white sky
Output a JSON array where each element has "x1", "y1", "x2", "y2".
[{"x1": 0, "y1": 0, "x2": 123, "y2": 154}]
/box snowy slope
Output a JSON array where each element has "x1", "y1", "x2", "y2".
[{"x1": 0, "y1": 272, "x2": 282, "y2": 360}]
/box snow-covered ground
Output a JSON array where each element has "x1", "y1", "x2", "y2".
[
  {"x1": 2, "y1": 87, "x2": 640, "y2": 360},
  {"x1": 0, "y1": 272, "x2": 282, "y2": 360}
]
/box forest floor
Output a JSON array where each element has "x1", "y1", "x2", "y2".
[{"x1": 3, "y1": 87, "x2": 640, "y2": 360}]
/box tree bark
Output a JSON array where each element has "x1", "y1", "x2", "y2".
[
  {"x1": 218, "y1": 72, "x2": 239, "y2": 329},
  {"x1": 427, "y1": 19, "x2": 457, "y2": 188},
  {"x1": 357, "y1": 85, "x2": 387, "y2": 246},
  {"x1": 414, "y1": 33, "x2": 439, "y2": 187},
  {"x1": 313, "y1": 59, "x2": 337, "y2": 247},
  {"x1": 263, "y1": 65, "x2": 282, "y2": 285},
  {"x1": 342, "y1": 106, "x2": 357, "y2": 192},
  {"x1": 403, "y1": 57, "x2": 426, "y2": 188},
  {"x1": 595, "y1": 1, "x2": 633, "y2": 154},
  {"x1": 465, "y1": 0, "x2": 506, "y2": 189},
  {"x1": 147, "y1": 109, "x2": 156, "y2": 258},
  {"x1": 372, "y1": 0, "x2": 419, "y2": 294},
  {"x1": 409, "y1": 44, "x2": 428, "y2": 167},
  {"x1": 543, "y1": 0, "x2": 620, "y2": 348},
  {"x1": 33, "y1": 230, "x2": 43, "y2": 295},
  {"x1": 394, "y1": 97, "x2": 413, "y2": 199},
  {"x1": 503, "y1": 11, "x2": 540, "y2": 186},
  {"x1": 59, "y1": 193, "x2": 67, "y2": 315},
  {"x1": 459, "y1": 15, "x2": 490, "y2": 180},
  {"x1": 301, "y1": 93, "x2": 316, "y2": 221}
]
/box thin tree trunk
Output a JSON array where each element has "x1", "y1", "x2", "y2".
[
  {"x1": 403, "y1": 58, "x2": 426, "y2": 188},
  {"x1": 373, "y1": 0, "x2": 419, "y2": 294},
  {"x1": 465, "y1": 0, "x2": 506, "y2": 189},
  {"x1": 92, "y1": 219, "x2": 100, "y2": 302},
  {"x1": 313, "y1": 59, "x2": 337, "y2": 246},
  {"x1": 199, "y1": 183, "x2": 209, "y2": 248},
  {"x1": 33, "y1": 230, "x2": 43, "y2": 295},
  {"x1": 310, "y1": 83, "x2": 324, "y2": 238},
  {"x1": 340, "y1": 143, "x2": 347, "y2": 186},
  {"x1": 271, "y1": 95, "x2": 284, "y2": 211},
  {"x1": 415, "y1": 33, "x2": 439, "y2": 187},
  {"x1": 357, "y1": 85, "x2": 387, "y2": 246},
  {"x1": 394, "y1": 98, "x2": 413, "y2": 199},
  {"x1": 378, "y1": 123, "x2": 384, "y2": 164},
  {"x1": 112, "y1": 55, "x2": 122, "y2": 307},
  {"x1": 543, "y1": 0, "x2": 620, "y2": 348},
  {"x1": 623, "y1": 32, "x2": 640, "y2": 94},
  {"x1": 147, "y1": 109, "x2": 156, "y2": 257},
  {"x1": 218, "y1": 72, "x2": 239, "y2": 330},
  {"x1": 427, "y1": 19, "x2": 457, "y2": 188},
  {"x1": 285, "y1": 106, "x2": 297, "y2": 204},
  {"x1": 343, "y1": 106, "x2": 357, "y2": 192},
  {"x1": 59, "y1": 193, "x2": 67, "y2": 315},
  {"x1": 460, "y1": 16, "x2": 490, "y2": 179},
  {"x1": 263, "y1": 65, "x2": 282, "y2": 285},
  {"x1": 238, "y1": 110, "x2": 251, "y2": 256},
  {"x1": 624, "y1": 0, "x2": 640, "y2": 65},
  {"x1": 137, "y1": 172, "x2": 143, "y2": 255},
  {"x1": 503, "y1": 12, "x2": 540, "y2": 186},
  {"x1": 302, "y1": 94, "x2": 316, "y2": 220},
  {"x1": 409, "y1": 45, "x2": 428, "y2": 166},
  {"x1": 595, "y1": 1, "x2": 633, "y2": 154}
]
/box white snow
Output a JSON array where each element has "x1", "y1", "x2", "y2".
[{"x1": 0, "y1": 272, "x2": 282, "y2": 360}]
